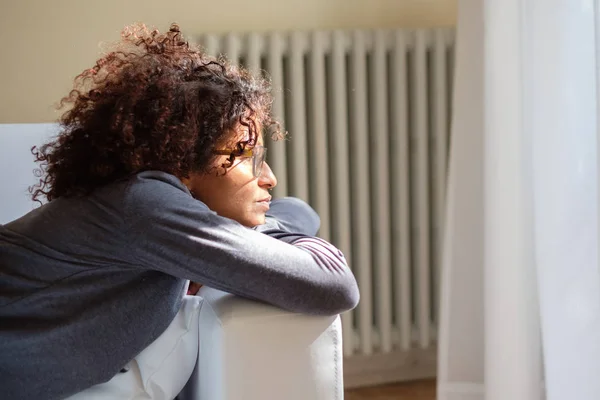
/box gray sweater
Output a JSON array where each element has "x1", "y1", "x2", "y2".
[{"x1": 0, "y1": 171, "x2": 359, "y2": 400}]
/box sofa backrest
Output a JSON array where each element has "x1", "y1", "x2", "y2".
[{"x1": 0, "y1": 123, "x2": 56, "y2": 224}]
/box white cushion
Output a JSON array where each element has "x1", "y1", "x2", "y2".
[
  {"x1": 0, "y1": 123, "x2": 56, "y2": 224},
  {"x1": 67, "y1": 291, "x2": 202, "y2": 400},
  {"x1": 178, "y1": 287, "x2": 343, "y2": 400}
]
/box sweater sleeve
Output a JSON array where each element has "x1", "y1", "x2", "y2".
[{"x1": 124, "y1": 172, "x2": 359, "y2": 316}]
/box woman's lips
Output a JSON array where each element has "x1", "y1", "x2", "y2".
[{"x1": 257, "y1": 196, "x2": 271, "y2": 210}]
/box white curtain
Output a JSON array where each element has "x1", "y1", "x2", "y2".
[
  {"x1": 529, "y1": 0, "x2": 600, "y2": 398},
  {"x1": 437, "y1": 1, "x2": 600, "y2": 399},
  {"x1": 436, "y1": 0, "x2": 485, "y2": 398}
]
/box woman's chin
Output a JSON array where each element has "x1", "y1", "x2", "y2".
[{"x1": 244, "y1": 213, "x2": 266, "y2": 228}]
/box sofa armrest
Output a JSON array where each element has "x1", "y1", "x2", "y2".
[{"x1": 179, "y1": 287, "x2": 344, "y2": 400}]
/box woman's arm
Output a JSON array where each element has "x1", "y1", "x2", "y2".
[{"x1": 124, "y1": 171, "x2": 359, "y2": 316}]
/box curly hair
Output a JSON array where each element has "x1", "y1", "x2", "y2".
[{"x1": 31, "y1": 23, "x2": 282, "y2": 203}]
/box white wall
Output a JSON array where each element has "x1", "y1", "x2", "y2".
[{"x1": 0, "y1": 0, "x2": 456, "y2": 123}]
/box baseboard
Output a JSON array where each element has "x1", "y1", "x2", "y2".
[
  {"x1": 437, "y1": 382, "x2": 547, "y2": 400},
  {"x1": 343, "y1": 347, "x2": 437, "y2": 389},
  {"x1": 437, "y1": 382, "x2": 484, "y2": 400}
]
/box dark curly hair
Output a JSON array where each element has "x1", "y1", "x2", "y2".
[{"x1": 31, "y1": 23, "x2": 282, "y2": 203}]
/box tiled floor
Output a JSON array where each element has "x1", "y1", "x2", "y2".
[{"x1": 345, "y1": 379, "x2": 436, "y2": 400}]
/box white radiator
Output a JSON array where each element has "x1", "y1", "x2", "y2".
[{"x1": 197, "y1": 28, "x2": 455, "y2": 388}]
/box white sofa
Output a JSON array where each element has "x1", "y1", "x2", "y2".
[
  {"x1": 180, "y1": 288, "x2": 343, "y2": 400},
  {"x1": 1, "y1": 123, "x2": 345, "y2": 400},
  {"x1": 67, "y1": 288, "x2": 343, "y2": 400}
]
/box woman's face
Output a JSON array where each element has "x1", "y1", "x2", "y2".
[{"x1": 183, "y1": 129, "x2": 277, "y2": 227}]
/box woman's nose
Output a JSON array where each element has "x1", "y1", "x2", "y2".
[{"x1": 258, "y1": 162, "x2": 277, "y2": 189}]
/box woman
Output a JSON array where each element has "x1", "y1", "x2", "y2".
[{"x1": 0, "y1": 23, "x2": 359, "y2": 399}]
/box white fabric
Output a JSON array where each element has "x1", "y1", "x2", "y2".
[
  {"x1": 178, "y1": 287, "x2": 343, "y2": 400},
  {"x1": 529, "y1": 1, "x2": 600, "y2": 398},
  {"x1": 67, "y1": 291, "x2": 202, "y2": 400},
  {"x1": 435, "y1": 1, "x2": 485, "y2": 398},
  {"x1": 438, "y1": 1, "x2": 600, "y2": 400}
]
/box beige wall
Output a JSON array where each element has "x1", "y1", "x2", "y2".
[{"x1": 0, "y1": 0, "x2": 457, "y2": 123}]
